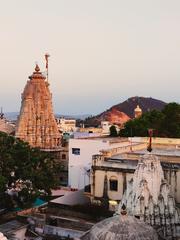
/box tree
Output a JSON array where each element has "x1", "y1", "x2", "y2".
[
  {"x1": 161, "y1": 103, "x2": 180, "y2": 138},
  {"x1": 109, "y1": 125, "x2": 118, "y2": 137},
  {"x1": 120, "y1": 103, "x2": 180, "y2": 138},
  {"x1": 0, "y1": 132, "x2": 60, "y2": 209}
]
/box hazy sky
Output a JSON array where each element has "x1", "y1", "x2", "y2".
[{"x1": 0, "y1": 0, "x2": 180, "y2": 115}]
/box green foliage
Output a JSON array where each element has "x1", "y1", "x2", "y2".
[
  {"x1": 0, "y1": 132, "x2": 60, "y2": 209},
  {"x1": 120, "y1": 103, "x2": 180, "y2": 138},
  {"x1": 0, "y1": 176, "x2": 7, "y2": 192},
  {"x1": 109, "y1": 125, "x2": 118, "y2": 137},
  {"x1": 161, "y1": 103, "x2": 180, "y2": 138}
]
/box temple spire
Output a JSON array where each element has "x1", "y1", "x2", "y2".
[{"x1": 15, "y1": 61, "x2": 60, "y2": 149}]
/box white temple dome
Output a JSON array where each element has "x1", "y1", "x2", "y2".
[
  {"x1": 119, "y1": 152, "x2": 180, "y2": 239},
  {"x1": 80, "y1": 215, "x2": 158, "y2": 240},
  {"x1": 0, "y1": 232, "x2": 7, "y2": 240}
]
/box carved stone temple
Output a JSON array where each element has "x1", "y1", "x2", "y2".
[
  {"x1": 119, "y1": 152, "x2": 180, "y2": 239},
  {"x1": 15, "y1": 64, "x2": 60, "y2": 149}
]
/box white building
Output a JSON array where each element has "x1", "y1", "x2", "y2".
[
  {"x1": 101, "y1": 121, "x2": 111, "y2": 134},
  {"x1": 68, "y1": 137, "x2": 144, "y2": 190},
  {"x1": 56, "y1": 118, "x2": 77, "y2": 133}
]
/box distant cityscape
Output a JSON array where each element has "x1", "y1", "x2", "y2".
[{"x1": 4, "y1": 112, "x2": 91, "y2": 121}]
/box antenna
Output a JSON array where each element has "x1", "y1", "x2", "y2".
[
  {"x1": 45, "y1": 53, "x2": 50, "y2": 82},
  {"x1": 147, "y1": 129, "x2": 153, "y2": 152}
]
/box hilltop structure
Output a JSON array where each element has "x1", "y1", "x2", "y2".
[
  {"x1": 84, "y1": 96, "x2": 166, "y2": 127},
  {"x1": 15, "y1": 64, "x2": 60, "y2": 149},
  {"x1": 134, "y1": 105, "x2": 142, "y2": 118}
]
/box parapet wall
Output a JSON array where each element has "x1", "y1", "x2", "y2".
[
  {"x1": 129, "y1": 137, "x2": 180, "y2": 146},
  {"x1": 100, "y1": 142, "x2": 146, "y2": 157}
]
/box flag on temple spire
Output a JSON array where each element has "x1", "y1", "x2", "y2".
[{"x1": 45, "y1": 53, "x2": 50, "y2": 69}]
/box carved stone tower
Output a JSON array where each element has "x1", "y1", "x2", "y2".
[{"x1": 15, "y1": 64, "x2": 60, "y2": 149}]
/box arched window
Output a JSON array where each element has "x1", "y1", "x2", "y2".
[{"x1": 109, "y1": 176, "x2": 118, "y2": 191}]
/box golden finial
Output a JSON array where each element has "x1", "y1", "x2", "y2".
[{"x1": 35, "y1": 63, "x2": 40, "y2": 72}]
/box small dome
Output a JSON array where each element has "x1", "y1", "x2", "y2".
[
  {"x1": 35, "y1": 64, "x2": 40, "y2": 72},
  {"x1": 81, "y1": 215, "x2": 158, "y2": 240},
  {"x1": 0, "y1": 232, "x2": 7, "y2": 240},
  {"x1": 134, "y1": 105, "x2": 142, "y2": 112}
]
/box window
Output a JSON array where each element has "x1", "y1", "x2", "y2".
[
  {"x1": 62, "y1": 154, "x2": 66, "y2": 159},
  {"x1": 109, "y1": 177, "x2": 118, "y2": 191},
  {"x1": 72, "y1": 148, "x2": 80, "y2": 155}
]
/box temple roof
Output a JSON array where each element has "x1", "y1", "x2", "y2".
[
  {"x1": 81, "y1": 215, "x2": 158, "y2": 240},
  {"x1": 15, "y1": 64, "x2": 60, "y2": 149}
]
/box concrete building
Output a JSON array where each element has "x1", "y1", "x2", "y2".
[
  {"x1": 68, "y1": 137, "x2": 145, "y2": 190},
  {"x1": 56, "y1": 117, "x2": 77, "y2": 133},
  {"x1": 90, "y1": 137, "x2": 180, "y2": 211}
]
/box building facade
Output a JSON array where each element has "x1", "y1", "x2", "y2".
[
  {"x1": 56, "y1": 118, "x2": 77, "y2": 133},
  {"x1": 68, "y1": 137, "x2": 145, "y2": 190},
  {"x1": 90, "y1": 137, "x2": 180, "y2": 210}
]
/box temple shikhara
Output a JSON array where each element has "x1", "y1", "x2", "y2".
[
  {"x1": 119, "y1": 152, "x2": 179, "y2": 239},
  {"x1": 15, "y1": 63, "x2": 60, "y2": 149}
]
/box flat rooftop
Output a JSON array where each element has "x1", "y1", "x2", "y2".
[
  {"x1": 111, "y1": 148, "x2": 180, "y2": 161},
  {"x1": 71, "y1": 136, "x2": 128, "y2": 141},
  {"x1": 133, "y1": 149, "x2": 180, "y2": 157},
  {"x1": 0, "y1": 220, "x2": 27, "y2": 234}
]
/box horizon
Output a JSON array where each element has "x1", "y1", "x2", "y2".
[
  {"x1": 2, "y1": 93, "x2": 180, "y2": 116},
  {"x1": 0, "y1": 0, "x2": 180, "y2": 115},
  {"x1": 3, "y1": 95, "x2": 179, "y2": 117}
]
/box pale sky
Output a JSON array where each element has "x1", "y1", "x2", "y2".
[{"x1": 0, "y1": 0, "x2": 180, "y2": 115}]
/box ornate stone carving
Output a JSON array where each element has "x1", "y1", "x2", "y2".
[
  {"x1": 119, "y1": 152, "x2": 180, "y2": 239},
  {"x1": 15, "y1": 64, "x2": 60, "y2": 149}
]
